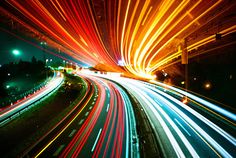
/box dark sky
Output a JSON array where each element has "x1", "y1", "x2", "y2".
[
  {"x1": 0, "y1": 27, "x2": 88, "y2": 67},
  {"x1": 0, "y1": 28, "x2": 60, "y2": 64}
]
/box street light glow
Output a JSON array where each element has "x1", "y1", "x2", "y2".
[{"x1": 12, "y1": 49, "x2": 20, "y2": 56}]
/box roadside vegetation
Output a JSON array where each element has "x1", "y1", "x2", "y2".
[
  {"x1": 0, "y1": 73, "x2": 87, "y2": 157},
  {"x1": 0, "y1": 57, "x2": 53, "y2": 107}
]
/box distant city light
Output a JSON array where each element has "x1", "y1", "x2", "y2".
[
  {"x1": 12, "y1": 49, "x2": 20, "y2": 56},
  {"x1": 182, "y1": 97, "x2": 188, "y2": 104},
  {"x1": 40, "y1": 41, "x2": 47, "y2": 45},
  {"x1": 204, "y1": 82, "x2": 212, "y2": 89},
  {"x1": 118, "y1": 60, "x2": 125, "y2": 66},
  {"x1": 181, "y1": 81, "x2": 185, "y2": 85}
]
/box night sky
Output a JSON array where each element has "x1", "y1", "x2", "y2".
[
  {"x1": 0, "y1": 27, "x2": 88, "y2": 67},
  {"x1": 0, "y1": 28, "x2": 61, "y2": 65}
]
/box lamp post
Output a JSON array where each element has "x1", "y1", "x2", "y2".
[{"x1": 40, "y1": 41, "x2": 47, "y2": 64}]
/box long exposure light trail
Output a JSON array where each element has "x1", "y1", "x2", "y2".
[
  {"x1": 1, "y1": 0, "x2": 235, "y2": 78},
  {"x1": 0, "y1": 72, "x2": 64, "y2": 126},
  {"x1": 93, "y1": 74, "x2": 236, "y2": 157},
  {"x1": 150, "y1": 80, "x2": 236, "y2": 122},
  {"x1": 0, "y1": 1, "x2": 235, "y2": 157},
  {"x1": 21, "y1": 73, "x2": 139, "y2": 157}
]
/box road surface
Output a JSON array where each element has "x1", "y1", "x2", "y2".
[{"x1": 22, "y1": 74, "x2": 139, "y2": 158}]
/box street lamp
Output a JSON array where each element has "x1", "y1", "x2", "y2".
[
  {"x1": 40, "y1": 41, "x2": 47, "y2": 64},
  {"x1": 40, "y1": 41, "x2": 47, "y2": 45},
  {"x1": 12, "y1": 49, "x2": 21, "y2": 56}
]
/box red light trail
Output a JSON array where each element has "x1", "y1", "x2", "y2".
[{"x1": 0, "y1": 0, "x2": 235, "y2": 78}]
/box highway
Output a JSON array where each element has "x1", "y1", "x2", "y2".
[
  {"x1": 0, "y1": 0, "x2": 235, "y2": 157},
  {"x1": 22, "y1": 74, "x2": 139, "y2": 158},
  {"x1": 0, "y1": 71, "x2": 64, "y2": 126},
  {"x1": 98, "y1": 75, "x2": 236, "y2": 158}
]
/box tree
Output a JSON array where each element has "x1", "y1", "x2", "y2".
[{"x1": 31, "y1": 56, "x2": 37, "y2": 64}]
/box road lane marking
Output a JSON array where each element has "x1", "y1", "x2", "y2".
[
  {"x1": 174, "y1": 118, "x2": 191, "y2": 136},
  {"x1": 68, "y1": 129, "x2": 77, "y2": 137},
  {"x1": 106, "y1": 104, "x2": 110, "y2": 112},
  {"x1": 91, "y1": 128, "x2": 102, "y2": 152},
  {"x1": 78, "y1": 119, "x2": 84, "y2": 125},
  {"x1": 85, "y1": 112, "x2": 89, "y2": 116},
  {"x1": 53, "y1": 144, "x2": 65, "y2": 156},
  {"x1": 34, "y1": 77, "x2": 93, "y2": 158},
  {"x1": 89, "y1": 106, "x2": 93, "y2": 110}
]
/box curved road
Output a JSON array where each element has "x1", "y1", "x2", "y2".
[
  {"x1": 0, "y1": 71, "x2": 64, "y2": 126},
  {"x1": 22, "y1": 74, "x2": 138, "y2": 158},
  {"x1": 101, "y1": 75, "x2": 236, "y2": 158}
]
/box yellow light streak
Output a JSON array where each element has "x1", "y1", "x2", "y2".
[
  {"x1": 35, "y1": 89, "x2": 93, "y2": 157},
  {"x1": 152, "y1": 26, "x2": 236, "y2": 68},
  {"x1": 138, "y1": 0, "x2": 190, "y2": 72},
  {"x1": 148, "y1": 0, "x2": 223, "y2": 72}
]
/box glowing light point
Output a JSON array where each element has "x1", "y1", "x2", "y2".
[
  {"x1": 204, "y1": 82, "x2": 212, "y2": 89},
  {"x1": 12, "y1": 49, "x2": 20, "y2": 56},
  {"x1": 118, "y1": 60, "x2": 125, "y2": 66},
  {"x1": 182, "y1": 96, "x2": 188, "y2": 104}
]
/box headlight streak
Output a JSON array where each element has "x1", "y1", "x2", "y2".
[
  {"x1": 146, "y1": 85, "x2": 236, "y2": 147},
  {"x1": 0, "y1": 75, "x2": 64, "y2": 123},
  {"x1": 115, "y1": 84, "x2": 140, "y2": 158},
  {"x1": 102, "y1": 75, "x2": 186, "y2": 157},
  {"x1": 140, "y1": 84, "x2": 233, "y2": 157},
  {"x1": 49, "y1": 73, "x2": 136, "y2": 158},
  {"x1": 91, "y1": 76, "x2": 140, "y2": 158},
  {"x1": 125, "y1": 82, "x2": 199, "y2": 158},
  {"x1": 150, "y1": 80, "x2": 236, "y2": 122},
  {"x1": 98, "y1": 74, "x2": 235, "y2": 157}
]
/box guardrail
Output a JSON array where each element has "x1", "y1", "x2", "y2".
[{"x1": 0, "y1": 75, "x2": 64, "y2": 127}]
